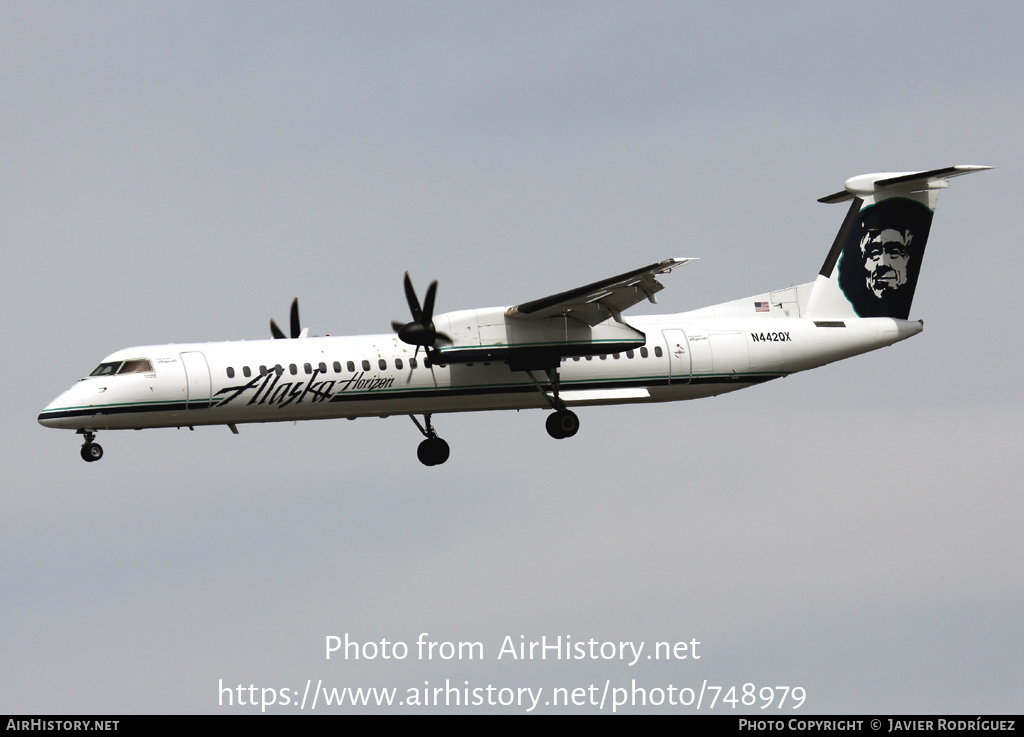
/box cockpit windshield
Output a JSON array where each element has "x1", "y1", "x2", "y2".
[
  {"x1": 119, "y1": 359, "x2": 153, "y2": 373},
  {"x1": 89, "y1": 359, "x2": 153, "y2": 377}
]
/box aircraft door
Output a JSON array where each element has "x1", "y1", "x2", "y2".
[
  {"x1": 662, "y1": 329, "x2": 690, "y2": 383},
  {"x1": 180, "y1": 351, "x2": 212, "y2": 408},
  {"x1": 686, "y1": 332, "x2": 713, "y2": 376}
]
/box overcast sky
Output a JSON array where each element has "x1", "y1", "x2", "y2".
[{"x1": 3, "y1": 1, "x2": 1022, "y2": 713}]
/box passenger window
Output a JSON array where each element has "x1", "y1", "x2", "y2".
[
  {"x1": 599, "y1": 354, "x2": 607, "y2": 360},
  {"x1": 243, "y1": 366, "x2": 251, "y2": 378},
  {"x1": 585, "y1": 356, "x2": 593, "y2": 361},
  {"x1": 395, "y1": 358, "x2": 404, "y2": 370},
  {"x1": 612, "y1": 353, "x2": 620, "y2": 359},
  {"x1": 318, "y1": 362, "x2": 327, "y2": 373},
  {"x1": 626, "y1": 350, "x2": 634, "y2": 359},
  {"x1": 333, "y1": 361, "x2": 341, "y2": 373},
  {"x1": 347, "y1": 361, "x2": 355, "y2": 372},
  {"x1": 259, "y1": 365, "x2": 268, "y2": 376},
  {"x1": 654, "y1": 346, "x2": 663, "y2": 358},
  {"x1": 378, "y1": 359, "x2": 387, "y2": 370},
  {"x1": 304, "y1": 363, "x2": 312, "y2": 375},
  {"x1": 226, "y1": 367, "x2": 235, "y2": 379},
  {"x1": 289, "y1": 364, "x2": 298, "y2": 375},
  {"x1": 640, "y1": 347, "x2": 649, "y2": 358},
  {"x1": 410, "y1": 357, "x2": 418, "y2": 369},
  {"x1": 362, "y1": 360, "x2": 371, "y2": 371}
]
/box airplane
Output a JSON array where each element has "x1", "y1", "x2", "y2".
[{"x1": 39, "y1": 165, "x2": 989, "y2": 466}]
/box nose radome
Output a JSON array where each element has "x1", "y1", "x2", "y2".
[{"x1": 38, "y1": 393, "x2": 70, "y2": 428}]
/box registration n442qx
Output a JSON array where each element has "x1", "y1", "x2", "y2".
[{"x1": 40, "y1": 165, "x2": 989, "y2": 466}]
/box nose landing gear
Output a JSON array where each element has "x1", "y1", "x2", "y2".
[{"x1": 78, "y1": 430, "x2": 103, "y2": 463}]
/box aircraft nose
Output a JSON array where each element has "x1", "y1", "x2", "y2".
[{"x1": 38, "y1": 393, "x2": 71, "y2": 428}]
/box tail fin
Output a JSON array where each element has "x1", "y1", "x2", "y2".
[{"x1": 805, "y1": 165, "x2": 990, "y2": 320}]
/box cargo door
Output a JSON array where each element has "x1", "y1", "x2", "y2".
[{"x1": 662, "y1": 329, "x2": 690, "y2": 383}]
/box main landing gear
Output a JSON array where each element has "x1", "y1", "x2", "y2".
[
  {"x1": 545, "y1": 409, "x2": 580, "y2": 439},
  {"x1": 406, "y1": 366, "x2": 580, "y2": 464},
  {"x1": 527, "y1": 368, "x2": 580, "y2": 440},
  {"x1": 78, "y1": 430, "x2": 103, "y2": 463},
  {"x1": 410, "y1": 414, "x2": 450, "y2": 466}
]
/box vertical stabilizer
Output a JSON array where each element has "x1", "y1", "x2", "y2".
[{"x1": 805, "y1": 165, "x2": 989, "y2": 320}]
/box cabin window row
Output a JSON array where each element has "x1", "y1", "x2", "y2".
[
  {"x1": 570, "y1": 346, "x2": 663, "y2": 361},
  {"x1": 225, "y1": 357, "x2": 419, "y2": 380},
  {"x1": 224, "y1": 346, "x2": 664, "y2": 379}
]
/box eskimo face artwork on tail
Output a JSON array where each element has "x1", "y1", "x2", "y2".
[{"x1": 838, "y1": 197, "x2": 933, "y2": 319}]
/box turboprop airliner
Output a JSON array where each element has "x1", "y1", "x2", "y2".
[{"x1": 39, "y1": 165, "x2": 988, "y2": 465}]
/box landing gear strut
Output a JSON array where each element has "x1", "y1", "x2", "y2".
[
  {"x1": 410, "y1": 414, "x2": 450, "y2": 466},
  {"x1": 78, "y1": 430, "x2": 103, "y2": 463},
  {"x1": 526, "y1": 368, "x2": 580, "y2": 440}
]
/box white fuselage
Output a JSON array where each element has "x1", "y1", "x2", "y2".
[
  {"x1": 38, "y1": 310, "x2": 923, "y2": 433},
  {"x1": 39, "y1": 164, "x2": 985, "y2": 465}
]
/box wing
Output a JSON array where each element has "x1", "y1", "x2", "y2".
[{"x1": 506, "y1": 257, "x2": 695, "y2": 326}]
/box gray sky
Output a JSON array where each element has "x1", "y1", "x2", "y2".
[{"x1": 3, "y1": 1, "x2": 1022, "y2": 713}]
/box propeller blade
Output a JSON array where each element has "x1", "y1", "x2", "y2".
[
  {"x1": 270, "y1": 319, "x2": 286, "y2": 340},
  {"x1": 395, "y1": 273, "x2": 447, "y2": 349},
  {"x1": 289, "y1": 298, "x2": 300, "y2": 339},
  {"x1": 403, "y1": 272, "x2": 422, "y2": 322},
  {"x1": 422, "y1": 280, "x2": 438, "y2": 324}
]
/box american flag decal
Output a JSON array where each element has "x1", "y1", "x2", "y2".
[{"x1": 754, "y1": 301, "x2": 770, "y2": 312}]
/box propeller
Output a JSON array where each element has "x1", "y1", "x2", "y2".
[
  {"x1": 392, "y1": 273, "x2": 451, "y2": 356},
  {"x1": 270, "y1": 298, "x2": 304, "y2": 339}
]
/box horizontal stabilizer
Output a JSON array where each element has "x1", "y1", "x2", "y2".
[{"x1": 818, "y1": 165, "x2": 991, "y2": 204}]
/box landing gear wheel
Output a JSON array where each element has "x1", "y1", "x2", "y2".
[
  {"x1": 417, "y1": 437, "x2": 450, "y2": 466},
  {"x1": 80, "y1": 443, "x2": 103, "y2": 462},
  {"x1": 546, "y1": 409, "x2": 579, "y2": 439}
]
